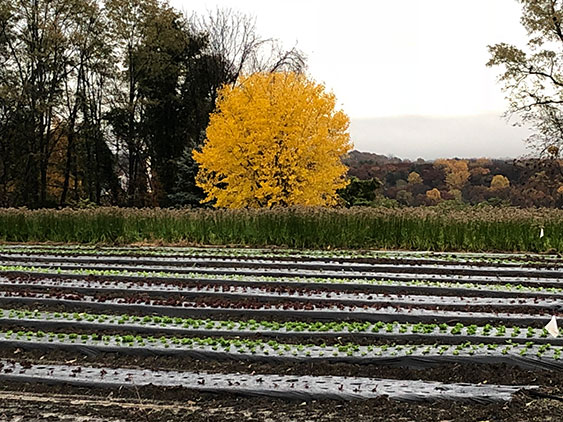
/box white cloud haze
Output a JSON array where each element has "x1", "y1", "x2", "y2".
[
  {"x1": 350, "y1": 114, "x2": 531, "y2": 160},
  {"x1": 173, "y1": 0, "x2": 533, "y2": 159}
]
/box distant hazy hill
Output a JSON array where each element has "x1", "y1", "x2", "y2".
[{"x1": 344, "y1": 150, "x2": 408, "y2": 165}]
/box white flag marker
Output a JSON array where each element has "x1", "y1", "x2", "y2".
[
  {"x1": 540, "y1": 227, "x2": 544, "y2": 238},
  {"x1": 545, "y1": 316, "x2": 559, "y2": 338}
]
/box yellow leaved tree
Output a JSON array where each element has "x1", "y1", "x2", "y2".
[
  {"x1": 193, "y1": 72, "x2": 352, "y2": 208},
  {"x1": 434, "y1": 159, "x2": 470, "y2": 191},
  {"x1": 490, "y1": 174, "x2": 510, "y2": 190}
]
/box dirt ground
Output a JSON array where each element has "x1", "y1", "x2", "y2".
[{"x1": 0, "y1": 385, "x2": 562, "y2": 422}]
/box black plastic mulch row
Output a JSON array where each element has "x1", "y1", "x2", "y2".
[
  {"x1": 0, "y1": 360, "x2": 534, "y2": 403},
  {"x1": 1, "y1": 253, "x2": 561, "y2": 278},
  {"x1": 0, "y1": 339, "x2": 560, "y2": 372}
]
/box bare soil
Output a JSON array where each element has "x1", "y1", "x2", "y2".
[{"x1": 1, "y1": 381, "x2": 562, "y2": 422}]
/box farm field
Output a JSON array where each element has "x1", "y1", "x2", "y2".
[{"x1": 0, "y1": 244, "x2": 561, "y2": 421}]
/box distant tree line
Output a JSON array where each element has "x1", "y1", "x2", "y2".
[
  {"x1": 344, "y1": 151, "x2": 563, "y2": 208},
  {"x1": 0, "y1": 0, "x2": 305, "y2": 208}
]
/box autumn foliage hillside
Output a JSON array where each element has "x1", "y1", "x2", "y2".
[{"x1": 344, "y1": 151, "x2": 563, "y2": 208}]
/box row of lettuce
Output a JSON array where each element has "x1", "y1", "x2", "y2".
[
  {"x1": 1, "y1": 329, "x2": 560, "y2": 362},
  {"x1": 1, "y1": 309, "x2": 559, "y2": 342},
  {"x1": 0, "y1": 265, "x2": 561, "y2": 295},
  {"x1": 1, "y1": 244, "x2": 562, "y2": 266}
]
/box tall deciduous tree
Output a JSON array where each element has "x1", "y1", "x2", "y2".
[
  {"x1": 194, "y1": 72, "x2": 352, "y2": 208},
  {"x1": 0, "y1": 0, "x2": 118, "y2": 207},
  {"x1": 434, "y1": 159, "x2": 470, "y2": 191},
  {"x1": 407, "y1": 171, "x2": 423, "y2": 185},
  {"x1": 338, "y1": 177, "x2": 381, "y2": 207},
  {"x1": 105, "y1": 0, "x2": 241, "y2": 206},
  {"x1": 104, "y1": 0, "x2": 159, "y2": 206},
  {"x1": 488, "y1": 0, "x2": 563, "y2": 155},
  {"x1": 169, "y1": 8, "x2": 307, "y2": 207},
  {"x1": 59, "y1": 0, "x2": 117, "y2": 206},
  {"x1": 425, "y1": 188, "x2": 442, "y2": 203},
  {"x1": 0, "y1": 0, "x2": 80, "y2": 206},
  {"x1": 490, "y1": 174, "x2": 510, "y2": 190},
  {"x1": 190, "y1": 8, "x2": 306, "y2": 84}
]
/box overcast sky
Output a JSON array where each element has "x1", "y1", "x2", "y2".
[{"x1": 172, "y1": 0, "x2": 533, "y2": 159}]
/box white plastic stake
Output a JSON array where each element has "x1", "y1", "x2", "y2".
[
  {"x1": 540, "y1": 227, "x2": 544, "y2": 238},
  {"x1": 545, "y1": 316, "x2": 559, "y2": 338}
]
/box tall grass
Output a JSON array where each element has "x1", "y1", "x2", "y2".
[{"x1": 0, "y1": 206, "x2": 562, "y2": 252}]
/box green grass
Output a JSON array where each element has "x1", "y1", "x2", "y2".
[{"x1": 0, "y1": 206, "x2": 562, "y2": 252}]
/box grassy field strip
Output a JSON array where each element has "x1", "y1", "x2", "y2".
[
  {"x1": 4, "y1": 207, "x2": 561, "y2": 251},
  {"x1": 2, "y1": 269, "x2": 562, "y2": 300},
  {"x1": 1, "y1": 261, "x2": 560, "y2": 288},
  {"x1": 0, "y1": 291, "x2": 553, "y2": 326},
  {"x1": 2, "y1": 253, "x2": 561, "y2": 278},
  {"x1": 0, "y1": 331, "x2": 560, "y2": 371},
  {"x1": 1, "y1": 309, "x2": 560, "y2": 345},
  {"x1": 0, "y1": 278, "x2": 559, "y2": 312},
  {"x1": 0, "y1": 360, "x2": 533, "y2": 402}
]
